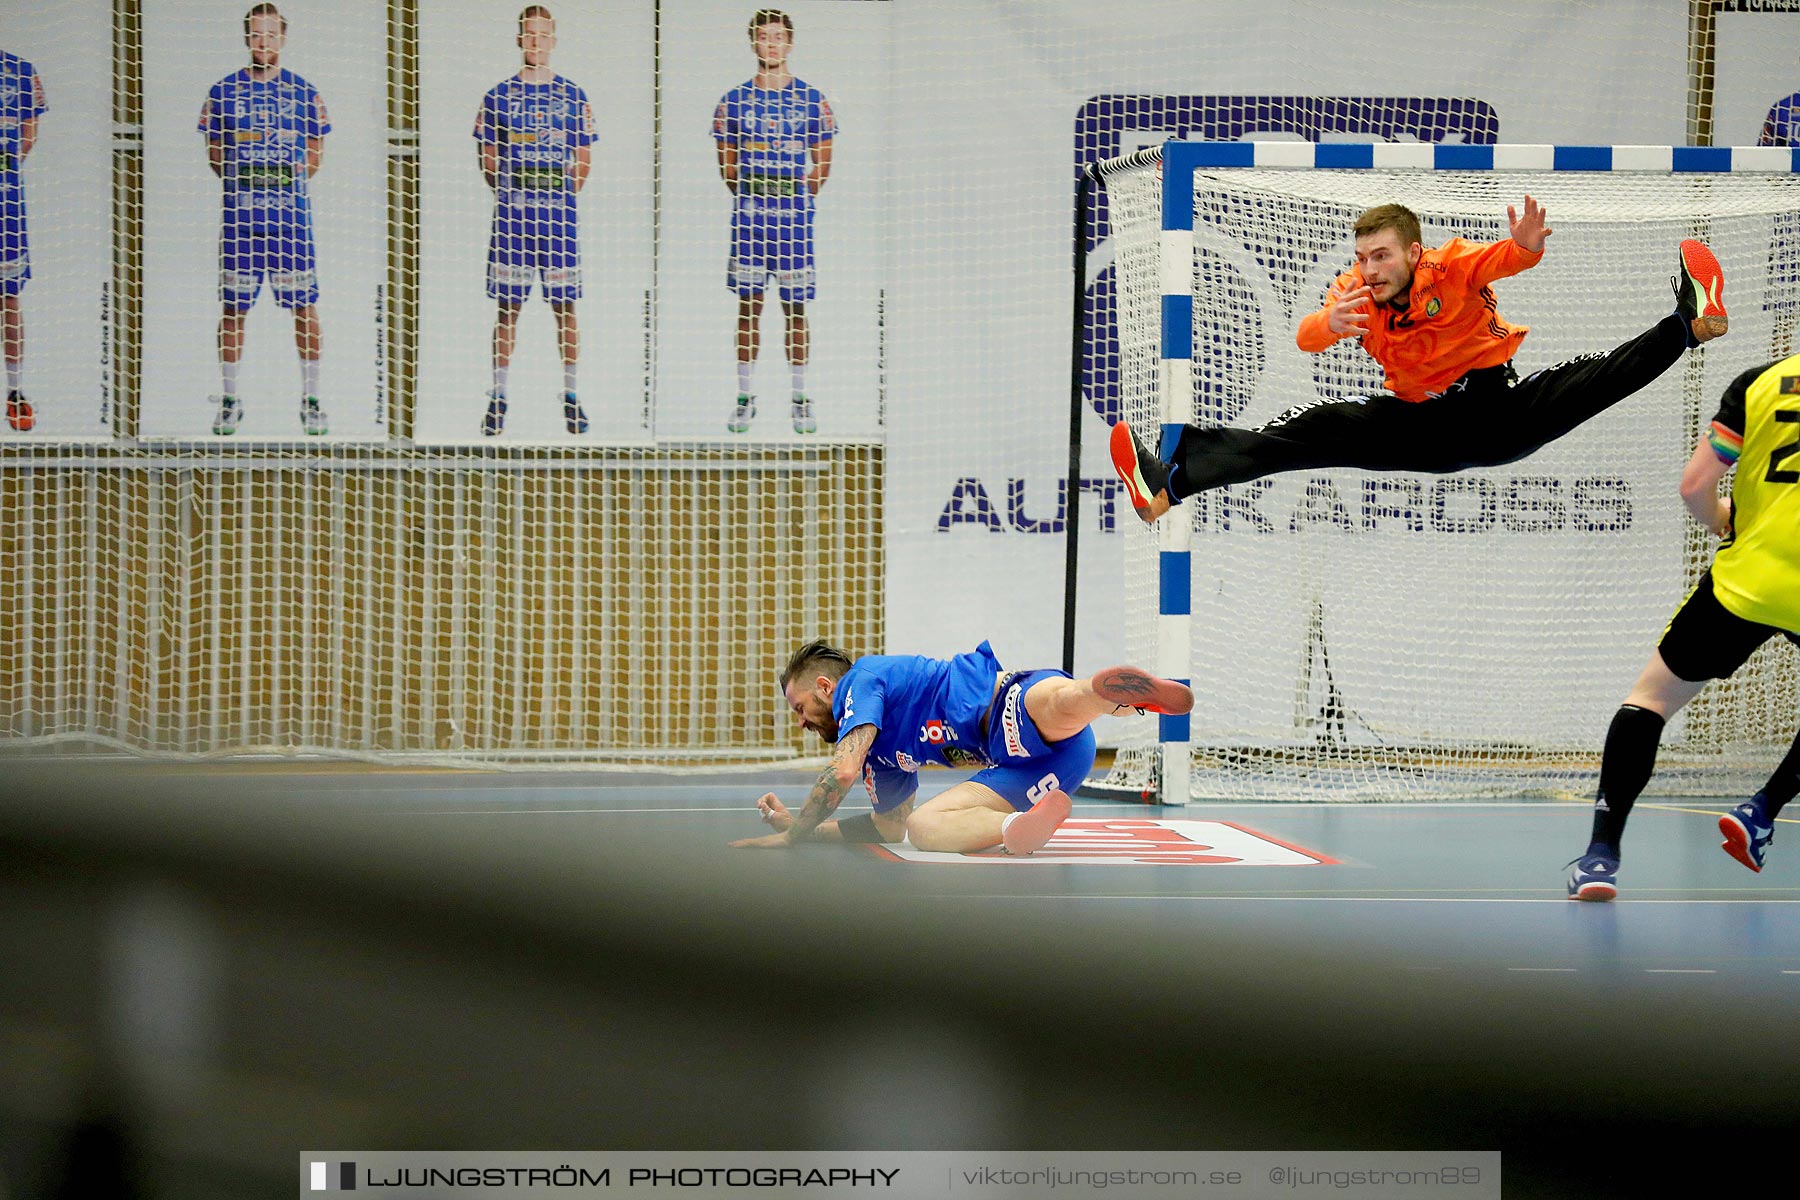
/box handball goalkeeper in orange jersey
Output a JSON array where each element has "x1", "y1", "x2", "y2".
[{"x1": 1111, "y1": 196, "x2": 1730, "y2": 523}]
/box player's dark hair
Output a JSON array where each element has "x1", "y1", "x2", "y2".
[
  {"x1": 1354, "y1": 203, "x2": 1423, "y2": 250},
  {"x1": 518, "y1": 5, "x2": 554, "y2": 36},
  {"x1": 243, "y1": 2, "x2": 286, "y2": 37},
  {"x1": 780, "y1": 639, "x2": 851, "y2": 691},
  {"x1": 748, "y1": 8, "x2": 794, "y2": 40}
]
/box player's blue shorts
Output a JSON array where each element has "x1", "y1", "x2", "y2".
[
  {"x1": 728, "y1": 197, "x2": 815, "y2": 302},
  {"x1": 0, "y1": 201, "x2": 30, "y2": 297},
  {"x1": 968, "y1": 669, "x2": 1098, "y2": 813},
  {"x1": 488, "y1": 208, "x2": 582, "y2": 304},
  {"x1": 219, "y1": 221, "x2": 318, "y2": 311}
]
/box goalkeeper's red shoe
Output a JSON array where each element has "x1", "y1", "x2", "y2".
[
  {"x1": 5, "y1": 389, "x2": 33, "y2": 432},
  {"x1": 1674, "y1": 239, "x2": 1728, "y2": 345},
  {"x1": 1001, "y1": 788, "x2": 1071, "y2": 856},
  {"x1": 1110, "y1": 420, "x2": 1173, "y2": 524},
  {"x1": 1091, "y1": 665, "x2": 1193, "y2": 716}
]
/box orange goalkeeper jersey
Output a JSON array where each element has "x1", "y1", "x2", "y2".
[{"x1": 1295, "y1": 237, "x2": 1544, "y2": 402}]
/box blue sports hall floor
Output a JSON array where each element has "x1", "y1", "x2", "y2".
[{"x1": 2, "y1": 759, "x2": 1797, "y2": 1198}]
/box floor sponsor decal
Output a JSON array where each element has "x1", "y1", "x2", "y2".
[{"x1": 873, "y1": 819, "x2": 1338, "y2": 866}]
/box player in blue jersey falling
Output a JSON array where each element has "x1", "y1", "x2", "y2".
[
  {"x1": 0, "y1": 46, "x2": 46, "y2": 433},
  {"x1": 731, "y1": 639, "x2": 1194, "y2": 855},
  {"x1": 201, "y1": 3, "x2": 330, "y2": 437},
  {"x1": 476, "y1": 5, "x2": 595, "y2": 437},
  {"x1": 713, "y1": 9, "x2": 835, "y2": 436}
]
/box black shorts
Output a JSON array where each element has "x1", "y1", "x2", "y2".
[{"x1": 1658, "y1": 569, "x2": 1790, "y2": 682}]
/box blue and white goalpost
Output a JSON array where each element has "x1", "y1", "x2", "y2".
[{"x1": 1087, "y1": 141, "x2": 1800, "y2": 803}]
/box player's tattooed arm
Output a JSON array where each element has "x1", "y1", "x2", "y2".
[{"x1": 785, "y1": 724, "x2": 876, "y2": 845}]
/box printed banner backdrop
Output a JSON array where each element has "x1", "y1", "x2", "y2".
[
  {"x1": 0, "y1": 3, "x2": 110, "y2": 442},
  {"x1": 1716, "y1": 4, "x2": 1800, "y2": 149},
  {"x1": 415, "y1": 0, "x2": 655, "y2": 445},
  {"x1": 140, "y1": 0, "x2": 386, "y2": 442},
  {"x1": 655, "y1": 0, "x2": 889, "y2": 443},
  {"x1": 882, "y1": 0, "x2": 1712, "y2": 688}
]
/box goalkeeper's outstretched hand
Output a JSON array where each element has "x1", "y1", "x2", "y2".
[{"x1": 1508, "y1": 194, "x2": 1553, "y2": 253}]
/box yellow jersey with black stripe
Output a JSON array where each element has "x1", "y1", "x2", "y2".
[{"x1": 1707, "y1": 355, "x2": 1800, "y2": 631}]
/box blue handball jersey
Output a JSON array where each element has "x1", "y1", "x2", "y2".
[
  {"x1": 0, "y1": 51, "x2": 46, "y2": 216},
  {"x1": 711, "y1": 77, "x2": 835, "y2": 204},
  {"x1": 833, "y1": 641, "x2": 1003, "y2": 805},
  {"x1": 1762, "y1": 94, "x2": 1800, "y2": 146},
  {"x1": 474, "y1": 74, "x2": 594, "y2": 219},
  {"x1": 199, "y1": 68, "x2": 329, "y2": 231}
]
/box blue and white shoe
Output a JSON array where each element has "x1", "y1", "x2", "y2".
[
  {"x1": 1566, "y1": 851, "x2": 1620, "y2": 902},
  {"x1": 1719, "y1": 797, "x2": 1774, "y2": 874},
  {"x1": 790, "y1": 396, "x2": 816, "y2": 435},
  {"x1": 299, "y1": 395, "x2": 329, "y2": 437},
  {"x1": 563, "y1": 391, "x2": 588, "y2": 435},
  {"x1": 727, "y1": 394, "x2": 755, "y2": 434},
  {"x1": 211, "y1": 394, "x2": 242, "y2": 436}
]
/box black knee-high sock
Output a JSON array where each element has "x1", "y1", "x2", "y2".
[
  {"x1": 1589, "y1": 705, "x2": 1666, "y2": 855},
  {"x1": 1760, "y1": 730, "x2": 1800, "y2": 818}
]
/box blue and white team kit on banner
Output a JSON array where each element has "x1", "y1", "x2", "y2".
[
  {"x1": 712, "y1": 76, "x2": 834, "y2": 301},
  {"x1": 0, "y1": 49, "x2": 46, "y2": 296},
  {"x1": 199, "y1": 67, "x2": 329, "y2": 311},
  {"x1": 475, "y1": 73, "x2": 595, "y2": 304}
]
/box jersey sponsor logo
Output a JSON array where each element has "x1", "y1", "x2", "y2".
[
  {"x1": 489, "y1": 262, "x2": 536, "y2": 286},
  {"x1": 894, "y1": 750, "x2": 919, "y2": 772},
  {"x1": 267, "y1": 269, "x2": 315, "y2": 290},
  {"x1": 919, "y1": 719, "x2": 956, "y2": 744},
  {"x1": 1425, "y1": 297, "x2": 1441, "y2": 317},
  {"x1": 942, "y1": 746, "x2": 989, "y2": 769},
  {"x1": 1779, "y1": 375, "x2": 1800, "y2": 394},
  {"x1": 1001, "y1": 682, "x2": 1028, "y2": 758},
  {"x1": 0, "y1": 256, "x2": 27, "y2": 281},
  {"x1": 873, "y1": 818, "x2": 1340, "y2": 867},
  {"x1": 842, "y1": 684, "x2": 854, "y2": 721},
  {"x1": 219, "y1": 269, "x2": 259, "y2": 292},
  {"x1": 543, "y1": 266, "x2": 580, "y2": 287}
]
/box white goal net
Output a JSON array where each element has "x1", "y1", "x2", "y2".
[{"x1": 1098, "y1": 147, "x2": 1800, "y2": 800}]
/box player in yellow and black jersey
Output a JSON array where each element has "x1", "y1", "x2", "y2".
[{"x1": 1567, "y1": 354, "x2": 1800, "y2": 901}]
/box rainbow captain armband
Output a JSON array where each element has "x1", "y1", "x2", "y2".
[{"x1": 1708, "y1": 420, "x2": 1744, "y2": 464}]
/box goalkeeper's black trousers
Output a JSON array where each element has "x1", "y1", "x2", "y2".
[{"x1": 1165, "y1": 314, "x2": 1690, "y2": 499}]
